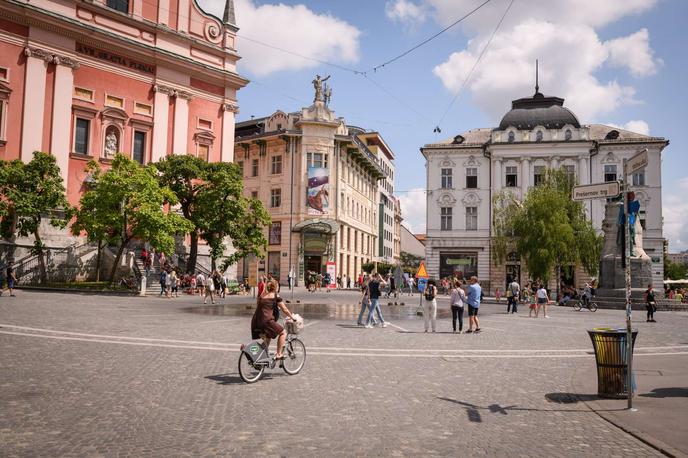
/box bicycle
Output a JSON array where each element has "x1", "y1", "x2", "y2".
[
  {"x1": 572, "y1": 291, "x2": 598, "y2": 312},
  {"x1": 238, "y1": 322, "x2": 306, "y2": 383}
]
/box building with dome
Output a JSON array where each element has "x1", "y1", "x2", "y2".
[{"x1": 421, "y1": 86, "x2": 669, "y2": 293}]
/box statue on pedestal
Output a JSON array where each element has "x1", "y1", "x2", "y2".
[{"x1": 312, "y1": 74, "x2": 330, "y2": 103}]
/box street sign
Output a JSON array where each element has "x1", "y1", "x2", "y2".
[
  {"x1": 625, "y1": 149, "x2": 648, "y2": 176},
  {"x1": 572, "y1": 181, "x2": 620, "y2": 201},
  {"x1": 417, "y1": 277, "x2": 428, "y2": 293},
  {"x1": 416, "y1": 261, "x2": 428, "y2": 279}
]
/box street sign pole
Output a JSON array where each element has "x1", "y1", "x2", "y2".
[{"x1": 623, "y1": 159, "x2": 634, "y2": 410}]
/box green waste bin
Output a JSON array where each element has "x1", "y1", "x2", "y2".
[{"x1": 587, "y1": 328, "x2": 638, "y2": 398}]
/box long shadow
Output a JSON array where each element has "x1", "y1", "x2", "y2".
[
  {"x1": 640, "y1": 387, "x2": 688, "y2": 398},
  {"x1": 205, "y1": 372, "x2": 288, "y2": 385}
]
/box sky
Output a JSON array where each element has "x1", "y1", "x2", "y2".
[{"x1": 199, "y1": 0, "x2": 688, "y2": 251}]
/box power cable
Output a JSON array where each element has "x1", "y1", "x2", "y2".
[{"x1": 435, "y1": 0, "x2": 515, "y2": 131}]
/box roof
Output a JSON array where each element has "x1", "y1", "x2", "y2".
[
  {"x1": 425, "y1": 128, "x2": 492, "y2": 148},
  {"x1": 588, "y1": 124, "x2": 666, "y2": 142},
  {"x1": 498, "y1": 91, "x2": 580, "y2": 131}
]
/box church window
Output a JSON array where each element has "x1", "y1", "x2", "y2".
[
  {"x1": 132, "y1": 131, "x2": 146, "y2": 164},
  {"x1": 508, "y1": 131, "x2": 515, "y2": 143},
  {"x1": 466, "y1": 207, "x2": 478, "y2": 231},
  {"x1": 441, "y1": 168, "x2": 453, "y2": 189},
  {"x1": 440, "y1": 207, "x2": 453, "y2": 231},
  {"x1": 533, "y1": 166, "x2": 545, "y2": 187},
  {"x1": 505, "y1": 166, "x2": 518, "y2": 187},
  {"x1": 535, "y1": 130, "x2": 543, "y2": 142},
  {"x1": 74, "y1": 118, "x2": 90, "y2": 155},
  {"x1": 604, "y1": 165, "x2": 617, "y2": 182},
  {"x1": 466, "y1": 167, "x2": 478, "y2": 188},
  {"x1": 106, "y1": 0, "x2": 129, "y2": 13},
  {"x1": 565, "y1": 129, "x2": 572, "y2": 141}
]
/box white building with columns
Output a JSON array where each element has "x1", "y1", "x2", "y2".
[{"x1": 421, "y1": 88, "x2": 669, "y2": 293}]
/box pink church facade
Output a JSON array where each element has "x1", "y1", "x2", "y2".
[{"x1": 0, "y1": 0, "x2": 246, "y2": 205}]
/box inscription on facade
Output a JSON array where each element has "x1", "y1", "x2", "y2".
[{"x1": 76, "y1": 43, "x2": 155, "y2": 74}]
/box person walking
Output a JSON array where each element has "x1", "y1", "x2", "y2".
[
  {"x1": 196, "y1": 272, "x2": 206, "y2": 301},
  {"x1": 423, "y1": 279, "x2": 438, "y2": 333},
  {"x1": 357, "y1": 278, "x2": 376, "y2": 326},
  {"x1": 364, "y1": 272, "x2": 388, "y2": 328},
  {"x1": 507, "y1": 278, "x2": 520, "y2": 314},
  {"x1": 408, "y1": 276, "x2": 415, "y2": 296},
  {"x1": 465, "y1": 276, "x2": 482, "y2": 333},
  {"x1": 346, "y1": 274, "x2": 351, "y2": 289},
  {"x1": 644, "y1": 284, "x2": 657, "y2": 322},
  {"x1": 288, "y1": 266, "x2": 294, "y2": 289},
  {"x1": 535, "y1": 284, "x2": 550, "y2": 318},
  {"x1": 159, "y1": 269, "x2": 167, "y2": 296},
  {"x1": 449, "y1": 280, "x2": 466, "y2": 333},
  {"x1": 3, "y1": 261, "x2": 17, "y2": 297},
  {"x1": 164, "y1": 268, "x2": 172, "y2": 298},
  {"x1": 170, "y1": 270, "x2": 179, "y2": 298}
]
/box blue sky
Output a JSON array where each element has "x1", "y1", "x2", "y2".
[{"x1": 201, "y1": 0, "x2": 688, "y2": 250}]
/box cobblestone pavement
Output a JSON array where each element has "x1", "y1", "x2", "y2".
[{"x1": 1, "y1": 290, "x2": 686, "y2": 457}]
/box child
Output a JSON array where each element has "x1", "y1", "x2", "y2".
[
  {"x1": 190, "y1": 274, "x2": 197, "y2": 295},
  {"x1": 495, "y1": 287, "x2": 502, "y2": 303},
  {"x1": 528, "y1": 290, "x2": 537, "y2": 318}
]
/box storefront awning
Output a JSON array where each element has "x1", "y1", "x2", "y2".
[{"x1": 292, "y1": 218, "x2": 340, "y2": 234}]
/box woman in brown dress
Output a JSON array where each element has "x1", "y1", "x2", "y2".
[{"x1": 251, "y1": 280, "x2": 297, "y2": 359}]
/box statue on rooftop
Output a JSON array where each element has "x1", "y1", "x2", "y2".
[{"x1": 312, "y1": 74, "x2": 330, "y2": 103}]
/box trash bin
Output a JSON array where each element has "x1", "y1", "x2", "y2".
[{"x1": 587, "y1": 328, "x2": 638, "y2": 398}]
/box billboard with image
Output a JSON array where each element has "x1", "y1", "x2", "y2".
[{"x1": 307, "y1": 166, "x2": 330, "y2": 215}]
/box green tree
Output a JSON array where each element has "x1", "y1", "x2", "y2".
[
  {"x1": 492, "y1": 168, "x2": 602, "y2": 294},
  {"x1": 0, "y1": 152, "x2": 71, "y2": 283},
  {"x1": 664, "y1": 257, "x2": 688, "y2": 280},
  {"x1": 74, "y1": 155, "x2": 193, "y2": 285}
]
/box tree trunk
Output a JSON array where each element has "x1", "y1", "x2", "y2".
[
  {"x1": 187, "y1": 230, "x2": 199, "y2": 274},
  {"x1": 34, "y1": 230, "x2": 47, "y2": 284},
  {"x1": 95, "y1": 240, "x2": 102, "y2": 282},
  {"x1": 108, "y1": 239, "x2": 129, "y2": 286},
  {"x1": 556, "y1": 263, "x2": 561, "y2": 301},
  {"x1": 211, "y1": 256, "x2": 216, "y2": 272}
]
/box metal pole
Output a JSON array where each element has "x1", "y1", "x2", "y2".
[
  {"x1": 623, "y1": 160, "x2": 633, "y2": 409},
  {"x1": 288, "y1": 136, "x2": 295, "y2": 302}
]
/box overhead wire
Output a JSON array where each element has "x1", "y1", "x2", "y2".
[{"x1": 435, "y1": 0, "x2": 515, "y2": 130}]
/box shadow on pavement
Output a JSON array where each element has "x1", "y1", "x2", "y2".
[
  {"x1": 205, "y1": 372, "x2": 287, "y2": 385},
  {"x1": 639, "y1": 387, "x2": 688, "y2": 398}
]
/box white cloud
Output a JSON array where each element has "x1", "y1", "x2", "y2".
[
  {"x1": 664, "y1": 179, "x2": 688, "y2": 251},
  {"x1": 398, "y1": 188, "x2": 426, "y2": 234},
  {"x1": 201, "y1": 0, "x2": 361, "y2": 77},
  {"x1": 428, "y1": 1, "x2": 659, "y2": 124},
  {"x1": 385, "y1": 0, "x2": 426, "y2": 25},
  {"x1": 606, "y1": 28, "x2": 660, "y2": 77},
  {"x1": 607, "y1": 120, "x2": 650, "y2": 135}
]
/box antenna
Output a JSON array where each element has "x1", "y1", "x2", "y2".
[{"x1": 535, "y1": 59, "x2": 539, "y2": 94}]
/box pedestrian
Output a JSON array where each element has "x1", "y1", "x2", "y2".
[
  {"x1": 2, "y1": 261, "x2": 17, "y2": 297},
  {"x1": 346, "y1": 274, "x2": 351, "y2": 288},
  {"x1": 507, "y1": 278, "x2": 520, "y2": 314},
  {"x1": 465, "y1": 276, "x2": 482, "y2": 333},
  {"x1": 495, "y1": 287, "x2": 501, "y2": 303},
  {"x1": 288, "y1": 266, "x2": 294, "y2": 289},
  {"x1": 257, "y1": 275, "x2": 266, "y2": 297},
  {"x1": 190, "y1": 274, "x2": 197, "y2": 295},
  {"x1": 158, "y1": 251, "x2": 166, "y2": 270},
  {"x1": 324, "y1": 271, "x2": 331, "y2": 292},
  {"x1": 159, "y1": 269, "x2": 167, "y2": 296},
  {"x1": 170, "y1": 270, "x2": 179, "y2": 297},
  {"x1": 423, "y1": 279, "x2": 438, "y2": 333},
  {"x1": 408, "y1": 276, "x2": 415, "y2": 296},
  {"x1": 196, "y1": 272, "x2": 206, "y2": 301},
  {"x1": 535, "y1": 284, "x2": 550, "y2": 318},
  {"x1": 205, "y1": 271, "x2": 217, "y2": 305},
  {"x1": 164, "y1": 268, "x2": 172, "y2": 298},
  {"x1": 358, "y1": 273, "x2": 363, "y2": 289},
  {"x1": 450, "y1": 280, "x2": 466, "y2": 333},
  {"x1": 644, "y1": 284, "x2": 657, "y2": 322},
  {"x1": 357, "y1": 278, "x2": 374, "y2": 326},
  {"x1": 364, "y1": 272, "x2": 388, "y2": 328}
]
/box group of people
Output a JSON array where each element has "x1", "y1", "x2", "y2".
[
  {"x1": 665, "y1": 286, "x2": 687, "y2": 303},
  {"x1": 424, "y1": 276, "x2": 482, "y2": 333}
]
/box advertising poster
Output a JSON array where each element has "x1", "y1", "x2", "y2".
[
  {"x1": 326, "y1": 261, "x2": 336, "y2": 289},
  {"x1": 307, "y1": 166, "x2": 330, "y2": 215}
]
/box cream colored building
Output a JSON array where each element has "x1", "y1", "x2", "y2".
[{"x1": 234, "y1": 86, "x2": 398, "y2": 285}]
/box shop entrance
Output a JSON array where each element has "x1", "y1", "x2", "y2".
[{"x1": 304, "y1": 255, "x2": 323, "y2": 275}]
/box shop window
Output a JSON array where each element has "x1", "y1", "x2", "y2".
[
  {"x1": 466, "y1": 167, "x2": 477, "y2": 189},
  {"x1": 505, "y1": 166, "x2": 518, "y2": 187},
  {"x1": 271, "y1": 155, "x2": 282, "y2": 174},
  {"x1": 441, "y1": 168, "x2": 453, "y2": 189},
  {"x1": 466, "y1": 206, "x2": 478, "y2": 231},
  {"x1": 604, "y1": 164, "x2": 617, "y2": 183},
  {"x1": 132, "y1": 131, "x2": 146, "y2": 164},
  {"x1": 74, "y1": 118, "x2": 90, "y2": 155},
  {"x1": 271, "y1": 188, "x2": 281, "y2": 208},
  {"x1": 533, "y1": 166, "x2": 545, "y2": 187},
  {"x1": 440, "y1": 207, "x2": 452, "y2": 231},
  {"x1": 106, "y1": 0, "x2": 129, "y2": 13}
]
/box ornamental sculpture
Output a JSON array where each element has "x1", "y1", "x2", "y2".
[{"x1": 312, "y1": 74, "x2": 330, "y2": 103}]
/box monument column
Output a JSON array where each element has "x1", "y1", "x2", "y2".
[
  {"x1": 21, "y1": 47, "x2": 52, "y2": 162},
  {"x1": 51, "y1": 55, "x2": 80, "y2": 186}
]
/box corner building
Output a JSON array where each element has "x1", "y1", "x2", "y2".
[
  {"x1": 234, "y1": 95, "x2": 399, "y2": 285},
  {"x1": 0, "y1": 0, "x2": 247, "y2": 207},
  {"x1": 422, "y1": 87, "x2": 668, "y2": 293}
]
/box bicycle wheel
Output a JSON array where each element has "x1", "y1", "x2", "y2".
[
  {"x1": 589, "y1": 302, "x2": 598, "y2": 312},
  {"x1": 238, "y1": 352, "x2": 264, "y2": 383},
  {"x1": 282, "y1": 338, "x2": 306, "y2": 375},
  {"x1": 573, "y1": 301, "x2": 581, "y2": 311}
]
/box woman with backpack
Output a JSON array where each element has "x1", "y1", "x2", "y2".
[
  {"x1": 423, "y1": 279, "x2": 438, "y2": 333},
  {"x1": 449, "y1": 280, "x2": 466, "y2": 333}
]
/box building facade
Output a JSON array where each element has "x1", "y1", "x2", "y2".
[
  {"x1": 234, "y1": 85, "x2": 399, "y2": 285},
  {"x1": 422, "y1": 88, "x2": 669, "y2": 293},
  {"x1": 0, "y1": 0, "x2": 246, "y2": 206}
]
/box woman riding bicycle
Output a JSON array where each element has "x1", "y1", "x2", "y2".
[{"x1": 250, "y1": 280, "x2": 297, "y2": 360}]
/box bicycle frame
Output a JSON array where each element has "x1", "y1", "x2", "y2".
[{"x1": 240, "y1": 339, "x2": 272, "y2": 367}]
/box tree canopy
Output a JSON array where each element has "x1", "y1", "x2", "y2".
[{"x1": 492, "y1": 168, "x2": 602, "y2": 285}]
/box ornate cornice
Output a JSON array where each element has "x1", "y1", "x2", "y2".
[
  {"x1": 53, "y1": 55, "x2": 80, "y2": 69},
  {"x1": 153, "y1": 85, "x2": 192, "y2": 100},
  {"x1": 176, "y1": 90, "x2": 193, "y2": 101},
  {"x1": 24, "y1": 46, "x2": 80, "y2": 68},
  {"x1": 222, "y1": 101, "x2": 239, "y2": 113}
]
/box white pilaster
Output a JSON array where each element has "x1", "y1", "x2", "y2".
[
  {"x1": 493, "y1": 158, "x2": 502, "y2": 190},
  {"x1": 51, "y1": 56, "x2": 79, "y2": 186},
  {"x1": 172, "y1": 92, "x2": 191, "y2": 155},
  {"x1": 152, "y1": 85, "x2": 172, "y2": 162},
  {"x1": 21, "y1": 47, "x2": 51, "y2": 162},
  {"x1": 158, "y1": 0, "x2": 170, "y2": 26},
  {"x1": 178, "y1": 0, "x2": 190, "y2": 33},
  {"x1": 578, "y1": 156, "x2": 589, "y2": 185},
  {"x1": 521, "y1": 158, "x2": 530, "y2": 195},
  {"x1": 221, "y1": 101, "x2": 238, "y2": 163}
]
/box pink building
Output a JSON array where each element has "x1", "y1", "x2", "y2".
[{"x1": 0, "y1": 0, "x2": 247, "y2": 205}]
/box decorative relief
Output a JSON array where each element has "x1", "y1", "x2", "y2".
[
  {"x1": 153, "y1": 85, "x2": 193, "y2": 100},
  {"x1": 53, "y1": 55, "x2": 80, "y2": 69},
  {"x1": 436, "y1": 193, "x2": 457, "y2": 206},
  {"x1": 462, "y1": 155, "x2": 481, "y2": 167},
  {"x1": 222, "y1": 101, "x2": 239, "y2": 113},
  {"x1": 439, "y1": 156, "x2": 456, "y2": 168},
  {"x1": 462, "y1": 192, "x2": 482, "y2": 206},
  {"x1": 24, "y1": 46, "x2": 53, "y2": 62},
  {"x1": 600, "y1": 151, "x2": 620, "y2": 164}
]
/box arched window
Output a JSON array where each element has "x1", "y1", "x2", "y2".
[
  {"x1": 535, "y1": 130, "x2": 543, "y2": 142},
  {"x1": 507, "y1": 131, "x2": 515, "y2": 143},
  {"x1": 565, "y1": 129, "x2": 572, "y2": 141}
]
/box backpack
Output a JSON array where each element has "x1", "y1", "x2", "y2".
[{"x1": 424, "y1": 285, "x2": 435, "y2": 301}]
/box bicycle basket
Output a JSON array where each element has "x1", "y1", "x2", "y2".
[{"x1": 286, "y1": 314, "x2": 304, "y2": 334}]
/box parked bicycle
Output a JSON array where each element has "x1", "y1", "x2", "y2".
[{"x1": 238, "y1": 319, "x2": 306, "y2": 383}]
